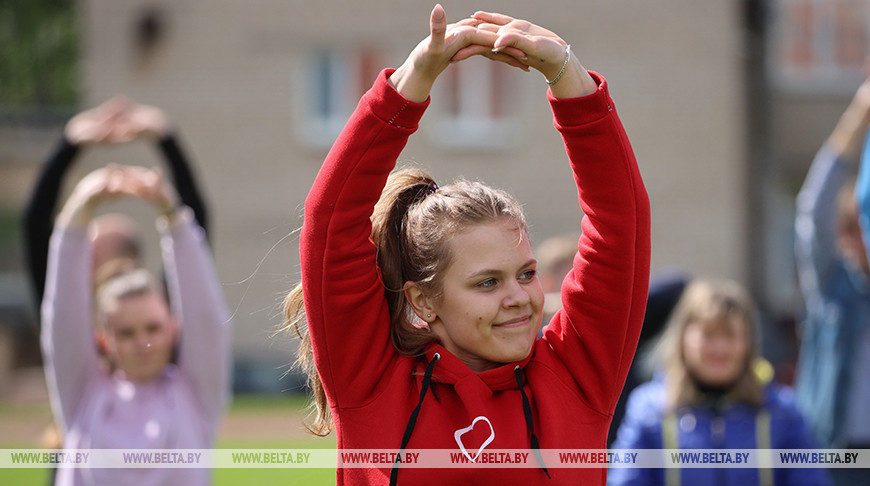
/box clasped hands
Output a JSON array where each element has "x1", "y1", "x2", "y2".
[
  {"x1": 58, "y1": 165, "x2": 181, "y2": 229},
  {"x1": 390, "y1": 4, "x2": 596, "y2": 102},
  {"x1": 65, "y1": 96, "x2": 171, "y2": 146}
]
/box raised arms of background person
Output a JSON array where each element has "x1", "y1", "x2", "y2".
[{"x1": 22, "y1": 96, "x2": 210, "y2": 307}]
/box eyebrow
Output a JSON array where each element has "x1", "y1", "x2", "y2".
[{"x1": 465, "y1": 259, "x2": 537, "y2": 279}]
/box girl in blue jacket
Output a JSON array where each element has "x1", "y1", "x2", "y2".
[{"x1": 608, "y1": 279, "x2": 831, "y2": 486}]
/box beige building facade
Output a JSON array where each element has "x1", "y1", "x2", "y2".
[{"x1": 2, "y1": 0, "x2": 868, "y2": 385}]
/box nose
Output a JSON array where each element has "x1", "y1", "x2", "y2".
[
  {"x1": 706, "y1": 336, "x2": 737, "y2": 358},
  {"x1": 502, "y1": 279, "x2": 531, "y2": 308},
  {"x1": 135, "y1": 333, "x2": 152, "y2": 350}
]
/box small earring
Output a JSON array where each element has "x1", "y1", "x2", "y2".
[{"x1": 427, "y1": 314, "x2": 431, "y2": 319}]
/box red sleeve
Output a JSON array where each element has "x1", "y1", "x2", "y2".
[
  {"x1": 543, "y1": 71, "x2": 651, "y2": 415},
  {"x1": 300, "y1": 69, "x2": 429, "y2": 408}
]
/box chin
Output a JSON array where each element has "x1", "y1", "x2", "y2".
[
  {"x1": 503, "y1": 344, "x2": 535, "y2": 363},
  {"x1": 701, "y1": 373, "x2": 739, "y2": 388}
]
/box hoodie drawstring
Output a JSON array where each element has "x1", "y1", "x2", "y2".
[
  {"x1": 515, "y1": 365, "x2": 551, "y2": 479},
  {"x1": 390, "y1": 353, "x2": 440, "y2": 486}
]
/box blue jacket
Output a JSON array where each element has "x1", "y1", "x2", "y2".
[
  {"x1": 607, "y1": 380, "x2": 831, "y2": 486},
  {"x1": 794, "y1": 144, "x2": 870, "y2": 448}
]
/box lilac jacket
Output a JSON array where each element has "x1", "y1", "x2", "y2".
[{"x1": 41, "y1": 208, "x2": 231, "y2": 486}]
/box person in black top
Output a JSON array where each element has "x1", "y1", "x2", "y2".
[{"x1": 22, "y1": 96, "x2": 209, "y2": 309}]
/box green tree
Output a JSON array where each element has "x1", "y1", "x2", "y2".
[{"x1": 0, "y1": 0, "x2": 78, "y2": 110}]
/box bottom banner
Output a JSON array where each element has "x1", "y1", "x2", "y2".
[{"x1": 2, "y1": 448, "x2": 868, "y2": 469}]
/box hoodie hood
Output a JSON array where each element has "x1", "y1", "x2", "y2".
[{"x1": 422, "y1": 343, "x2": 534, "y2": 391}]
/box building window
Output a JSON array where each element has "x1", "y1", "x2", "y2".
[
  {"x1": 427, "y1": 57, "x2": 520, "y2": 150},
  {"x1": 769, "y1": 0, "x2": 869, "y2": 93},
  {"x1": 293, "y1": 49, "x2": 520, "y2": 150},
  {"x1": 293, "y1": 47, "x2": 381, "y2": 149}
]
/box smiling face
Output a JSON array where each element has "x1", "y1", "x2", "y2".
[
  {"x1": 100, "y1": 290, "x2": 177, "y2": 383},
  {"x1": 424, "y1": 220, "x2": 544, "y2": 372}
]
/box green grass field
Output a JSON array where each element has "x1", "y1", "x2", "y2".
[{"x1": 0, "y1": 394, "x2": 338, "y2": 486}]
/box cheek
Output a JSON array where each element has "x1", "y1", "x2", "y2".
[
  {"x1": 530, "y1": 285, "x2": 545, "y2": 308},
  {"x1": 148, "y1": 331, "x2": 173, "y2": 352},
  {"x1": 105, "y1": 338, "x2": 128, "y2": 361},
  {"x1": 449, "y1": 292, "x2": 492, "y2": 321},
  {"x1": 730, "y1": 340, "x2": 750, "y2": 363},
  {"x1": 682, "y1": 332, "x2": 700, "y2": 359},
  {"x1": 162, "y1": 331, "x2": 177, "y2": 350}
]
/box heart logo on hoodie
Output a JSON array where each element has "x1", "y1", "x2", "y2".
[{"x1": 454, "y1": 416, "x2": 495, "y2": 463}]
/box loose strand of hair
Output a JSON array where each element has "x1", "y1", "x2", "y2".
[{"x1": 282, "y1": 282, "x2": 334, "y2": 436}]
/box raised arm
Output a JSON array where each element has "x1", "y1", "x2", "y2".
[
  {"x1": 158, "y1": 134, "x2": 209, "y2": 235},
  {"x1": 795, "y1": 75, "x2": 870, "y2": 295},
  {"x1": 118, "y1": 100, "x2": 211, "y2": 234},
  {"x1": 857, "y1": 110, "x2": 870, "y2": 262},
  {"x1": 24, "y1": 97, "x2": 129, "y2": 308},
  {"x1": 551, "y1": 76, "x2": 650, "y2": 414},
  {"x1": 157, "y1": 211, "x2": 231, "y2": 421},
  {"x1": 302, "y1": 5, "x2": 502, "y2": 405},
  {"x1": 41, "y1": 167, "x2": 130, "y2": 431},
  {"x1": 23, "y1": 137, "x2": 80, "y2": 307},
  {"x1": 24, "y1": 97, "x2": 210, "y2": 308},
  {"x1": 468, "y1": 11, "x2": 650, "y2": 413},
  {"x1": 152, "y1": 194, "x2": 231, "y2": 425}
]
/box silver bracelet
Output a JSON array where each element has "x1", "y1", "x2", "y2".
[{"x1": 546, "y1": 44, "x2": 572, "y2": 87}]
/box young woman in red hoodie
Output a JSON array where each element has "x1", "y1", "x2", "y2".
[{"x1": 285, "y1": 5, "x2": 650, "y2": 485}]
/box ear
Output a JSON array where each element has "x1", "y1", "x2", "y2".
[
  {"x1": 94, "y1": 329, "x2": 109, "y2": 355},
  {"x1": 403, "y1": 281, "x2": 436, "y2": 323},
  {"x1": 168, "y1": 315, "x2": 180, "y2": 343}
]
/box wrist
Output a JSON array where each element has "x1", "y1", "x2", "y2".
[
  {"x1": 548, "y1": 62, "x2": 597, "y2": 99},
  {"x1": 58, "y1": 201, "x2": 97, "y2": 229},
  {"x1": 159, "y1": 207, "x2": 182, "y2": 229},
  {"x1": 389, "y1": 64, "x2": 435, "y2": 103},
  {"x1": 157, "y1": 204, "x2": 187, "y2": 230},
  {"x1": 63, "y1": 129, "x2": 87, "y2": 147},
  {"x1": 161, "y1": 202, "x2": 181, "y2": 220},
  {"x1": 143, "y1": 123, "x2": 172, "y2": 141},
  {"x1": 540, "y1": 45, "x2": 597, "y2": 99},
  {"x1": 544, "y1": 45, "x2": 572, "y2": 87}
]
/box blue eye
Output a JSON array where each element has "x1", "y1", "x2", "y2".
[
  {"x1": 478, "y1": 278, "x2": 497, "y2": 288},
  {"x1": 519, "y1": 270, "x2": 537, "y2": 282}
]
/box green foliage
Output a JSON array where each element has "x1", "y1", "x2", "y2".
[{"x1": 0, "y1": 0, "x2": 78, "y2": 108}]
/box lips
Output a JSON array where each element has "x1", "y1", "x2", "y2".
[{"x1": 493, "y1": 315, "x2": 531, "y2": 328}]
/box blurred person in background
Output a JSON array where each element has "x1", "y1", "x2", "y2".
[
  {"x1": 41, "y1": 165, "x2": 230, "y2": 486},
  {"x1": 607, "y1": 271, "x2": 688, "y2": 447},
  {"x1": 535, "y1": 231, "x2": 581, "y2": 325},
  {"x1": 21, "y1": 98, "x2": 212, "y2": 479},
  {"x1": 23, "y1": 96, "x2": 209, "y2": 310},
  {"x1": 608, "y1": 279, "x2": 830, "y2": 486},
  {"x1": 793, "y1": 68, "x2": 870, "y2": 486}
]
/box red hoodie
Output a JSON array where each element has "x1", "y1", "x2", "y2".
[{"x1": 300, "y1": 69, "x2": 650, "y2": 485}]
